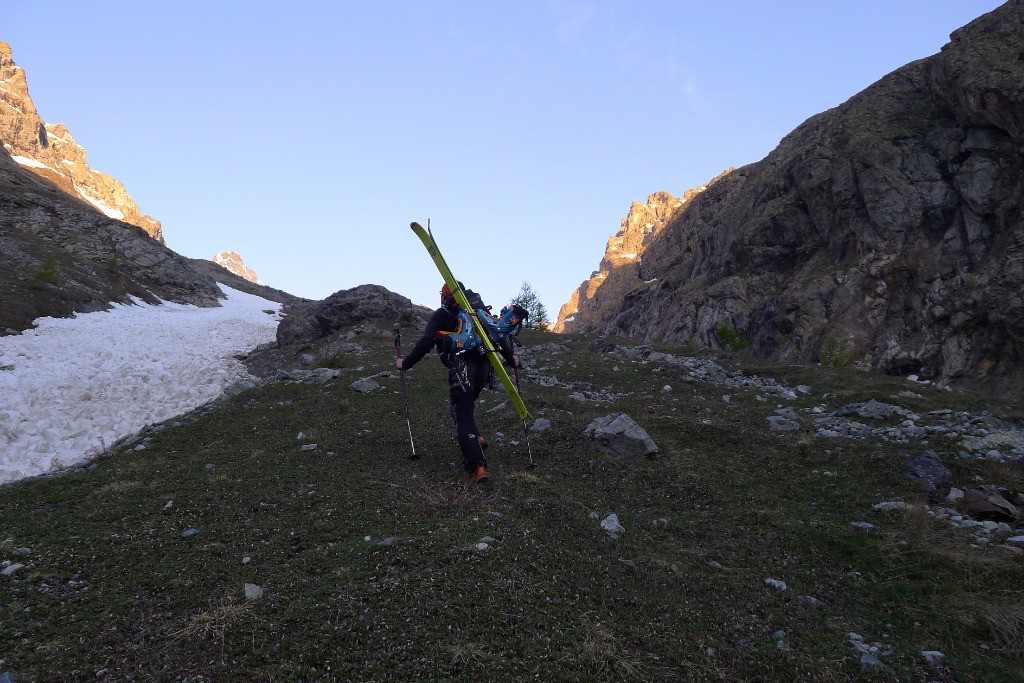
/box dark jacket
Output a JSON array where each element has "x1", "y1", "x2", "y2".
[{"x1": 402, "y1": 305, "x2": 516, "y2": 371}]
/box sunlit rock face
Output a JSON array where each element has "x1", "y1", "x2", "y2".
[
  {"x1": 554, "y1": 172, "x2": 731, "y2": 334},
  {"x1": 0, "y1": 42, "x2": 163, "y2": 242},
  {"x1": 555, "y1": 1, "x2": 1024, "y2": 396},
  {"x1": 213, "y1": 251, "x2": 262, "y2": 285}
]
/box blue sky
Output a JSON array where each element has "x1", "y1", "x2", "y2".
[{"x1": 2, "y1": 1, "x2": 1004, "y2": 314}]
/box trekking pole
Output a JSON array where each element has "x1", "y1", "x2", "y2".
[
  {"x1": 393, "y1": 323, "x2": 418, "y2": 460},
  {"x1": 513, "y1": 363, "x2": 536, "y2": 469}
]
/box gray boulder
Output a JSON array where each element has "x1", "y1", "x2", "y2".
[
  {"x1": 584, "y1": 413, "x2": 658, "y2": 457},
  {"x1": 351, "y1": 378, "x2": 381, "y2": 393},
  {"x1": 277, "y1": 284, "x2": 421, "y2": 346},
  {"x1": 835, "y1": 400, "x2": 907, "y2": 420},
  {"x1": 906, "y1": 450, "x2": 952, "y2": 498}
]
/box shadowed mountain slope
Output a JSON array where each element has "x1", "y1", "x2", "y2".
[{"x1": 559, "y1": 1, "x2": 1024, "y2": 397}]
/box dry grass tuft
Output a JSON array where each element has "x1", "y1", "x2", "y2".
[
  {"x1": 575, "y1": 618, "x2": 650, "y2": 681},
  {"x1": 163, "y1": 600, "x2": 257, "y2": 651},
  {"x1": 412, "y1": 482, "x2": 487, "y2": 509},
  {"x1": 445, "y1": 642, "x2": 490, "y2": 666},
  {"x1": 981, "y1": 603, "x2": 1024, "y2": 655},
  {"x1": 91, "y1": 480, "x2": 141, "y2": 497}
]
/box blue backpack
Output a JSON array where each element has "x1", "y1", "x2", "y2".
[{"x1": 439, "y1": 303, "x2": 529, "y2": 357}]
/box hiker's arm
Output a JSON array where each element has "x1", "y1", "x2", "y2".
[
  {"x1": 497, "y1": 336, "x2": 519, "y2": 368},
  {"x1": 400, "y1": 310, "x2": 445, "y2": 370}
]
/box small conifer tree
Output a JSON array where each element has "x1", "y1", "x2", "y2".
[{"x1": 510, "y1": 281, "x2": 548, "y2": 329}]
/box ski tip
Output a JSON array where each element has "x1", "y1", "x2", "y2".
[{"x1": 410, "y1": 221, "x2": 424, "y2": 230}]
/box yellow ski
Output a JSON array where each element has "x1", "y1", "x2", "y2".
[{"x1": 410, "y1": 221, "x2": 529, "y2": 420}]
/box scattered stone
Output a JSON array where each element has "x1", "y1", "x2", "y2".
[
  {"x1": 767, "y1": 416, "x2": 801, "y2": 432},
  {"x1": 600, "y1": 513, "x2": 625, "y2": 536},
  {"x1": 224, "y1": 378, "x2": 259, "y2": 396},
  {"x1": 661, "y1": 385, "x2": 672, "y2": 393},
  {"x1": 945, "y1": 488, "x2": 965, "y2": 504},
  {"x1": 479, "y1": 536, "x2": 495, "y2": 544},
  {"x1": 1, "y1": 563, "x2": 25, "y2": 576},
  {"x1": 14, "y1": 547, "x2": 30, "y2": 555},
  {"x1": 300, "y1": 444, "x2": 317, "y2": 452},
  {"x1": 244, "y1": 583, "x2": 263, "y2": 600},
  {"x1": 921, "y1": 650, "x2": 945, "y2": 665},
  {"x1": 133, "y1": 444, "x2": 146, "y2": 452},
  {"x1": 964, "y1": 489, "x2": 1020, "y2": 521},
  {"x1": 473, "y1": 542, "x2": 490, "y2": 552},
  {"x1": 164, "y1": 500, "x2": 173, "y2": 509},
  {"x1": 836, "y1": 400, "x2": 906, "y2": 420},
  {"x1": 529, "y1": 418, "x2": 552, "y2": 433},
  {"x1": 764, "y1": 578, "x2": 787, "y2": 591},
  {"x1": 617, "y1": 558, "x2": 636, "y2": 568},
  {"x1": 584, "y1": 413, "x2": 658, "y2": 457},
  {"x1": 181, "y1": 528, "x2": 200, "y2": 538},
  {"x1": 378, "y1": 537, "x2": 398, "y2": 547},
  {"x1": 861, "y1": 654, "x2": 887, "y2": 670},
  {"x1": 1005, "y1": 535, "x2": 1024, "y2": 547},
  {"x1": 242, "y1": 556, "x2": 252, "y2": 564},
  {"x1": 569, "y1": 392, "x2": 587, "y2": 401},
  {"x1": 799, "y1": 595, "x2": 825, "y2": 608},
  {"x1": 906, "y1": 450, "x2": 952, "y2": 498},
  {"x1": 350, "y1": 378, "x2": 381, "y2": 393},
  {"x1": 850, "y1": 521, "x2": 878, "y2": 531},
  {"x1": 872, "y1": 501, "x2": 913, "y2": 513},
  {"x1": 707, "y1": 560, "x2": 723, "y2": 569}
]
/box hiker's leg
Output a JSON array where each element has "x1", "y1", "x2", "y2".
[{"x1": 450, "y1": 385, "x2": 485, "y2": 471}]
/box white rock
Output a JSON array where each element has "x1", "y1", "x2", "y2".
[
  {"x1": 945, "y1": 488, "x2": 965, "y2": 504},
  {"x1": 244, "y1": 583, "x2": 263, "y2": 600},
  {"x1": 872, "y1": 501, "x2": 913, "y2": 513},
  {"x1": 921, "y1": 650, "x2": 945, "y2": 665},
  {"x1": 1, "y1": 563, "x2": 25, "y2": 576},
  {"x1": 764, "y1": 578, "x2": 787, "y2": 591},
  {"x1": 600, "y1": 513, "x2": 625, "y2": 535}
]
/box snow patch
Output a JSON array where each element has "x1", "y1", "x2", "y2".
[
  {"x1": 80, "y1": 193, "x2": 125, "y2": 220},
  {"x1": 11, "y1": 155, "x2": 48, "y2": 169},
  {"x1": 0, "y1": 286, "x2": 281, "y2": 483}
]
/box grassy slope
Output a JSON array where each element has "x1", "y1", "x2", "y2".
[{"x1": 1, "y1": 328, "x2": 1022, "y2": 681}]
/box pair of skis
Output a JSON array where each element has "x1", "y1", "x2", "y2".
[{"x1": 401, "y1": 221, "x2": 535, "y2": 468}]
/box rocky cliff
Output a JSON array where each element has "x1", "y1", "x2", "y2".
[
  {"x1": 554, "y1": 174, "x2": 731, "y2": 333},
  {"x1": 557, "y1": 0, "x2": 1024, "y2": 396},
  {"x1": 0, "y1": 42, "x2": 163, "y2": 242},
  {"x1": 0, "y1": 142, "x2": 223, "y2": 333},
  {"x1": 213, "y1": 251, "x2": 262, "y2": 285}
]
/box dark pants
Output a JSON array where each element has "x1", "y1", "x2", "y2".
[{"x1": 449, "y1": 354, "x2": 491, "y2": 471}]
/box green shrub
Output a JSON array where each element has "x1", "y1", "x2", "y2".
[
  {"x1": 819, "y1": 331, "x2": 851, "y2": 368},
  {"x1": 715, "y1": 323, "x2": 749, "y2": 352},
  {"x1": 33, "y1": 253, "x2": 61, "y2": 285}
]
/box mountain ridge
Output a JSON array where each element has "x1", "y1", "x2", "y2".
[
  {"x1": 554, "y1": 0, "x2": 1024, "y2": 398},
  {"x1": 0, "y1": 42, "x2": 163, "y2": 242}
]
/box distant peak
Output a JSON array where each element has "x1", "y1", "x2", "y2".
[{"x1": 212, "y1": 251, "x2": 262, "y2": 285}]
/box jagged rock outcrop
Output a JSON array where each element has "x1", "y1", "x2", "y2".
[
  {"x1": 554, "y1": 175, "x2": 730, "y2": 333},
  {"x1": 0, "y1": 42, "x2": 163, "y2": 241},
  {"x1": 276, "y1": 285, "x2": 423, "y2": 346},
  {"x1": 0, "y1": 144, "x2": 224, "y2": 332},
  {"x1": 213, "y1": 251, "x2": 262, "y2": 285},
  {"x1": 557, "y1": 1, "x2": 1024, "y2": 396}
]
